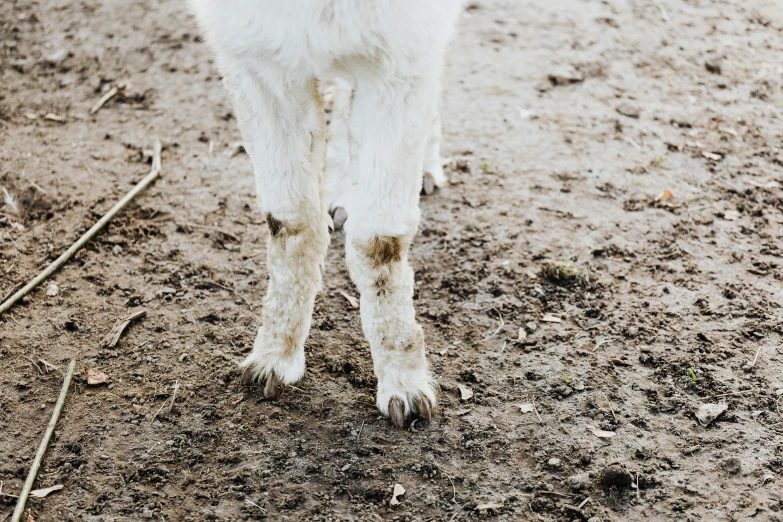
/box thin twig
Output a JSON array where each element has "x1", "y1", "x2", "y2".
[
  {"x1": 533, "y1": 401, "x2": 543, "y2": 424},
  {"x1": 12, "y1": 360, "x2": 76, "y2": 522},
  {"x1": 38, "y1": 359, "x2": 58, "y2": 372},
  {"x1": 750, "y1": 345, "x2": 763, "y2": 367},
  {"x1": 446, "y1": 473, "x2": 456, "y2": 502},
  {"x1": 168, "y1": 381, "x2": 180, "y2": 413},
  {"x1": 578, "y1": 496, "x2": 590, "y2": 509},
  {"x1": 535, "y1": 490, "x2": 572, "y2": 497},
  {"x1": 0, "y1": 140, "x2": 162, "y2": 316},
  {"x1": 599, "y1": 391, "x2": 617, "y2": 421},
  {"x1": 356, "y1": 419, "x2": 365, "y2": 444},
  {"x1": 151, "y1": 401, "x2": 168, "y2": 423},
  {"x1": 244, "y1": 498, "x2": 267, "y2": 513},
  {"x1": 89, "y1": 86, "x2": 118, "y2": 114},
  {"x1": 489, "y1": 309, "x2": 504, "y2": 338},
  {"x1": 20, "y1": 355, "x2": 42, "y2": 375}
]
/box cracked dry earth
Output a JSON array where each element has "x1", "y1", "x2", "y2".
[{"x1": 2, "y1": 0, "x2": 783, "y2": 521}]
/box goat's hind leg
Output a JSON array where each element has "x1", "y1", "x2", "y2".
[{"x1": 224, "y1": 69, "x2": 330, "y2": 396}]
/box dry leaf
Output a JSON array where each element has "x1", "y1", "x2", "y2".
[
  {"x1": 2, "y1": 186, "x2": 19, "y2": 214},
  {"x1": 46, "y1": 282, "x2": 59, "y2": 297},
  {"x1": 458, "y1": 384, "x2": 474, "y2": 401},
  {"x1": 656, "y1": 189, "x2": 673, "y2": 203},
  {"x1": 587, "y1": 425, "x2": 616, "y2": 438},
  {"x1": 723, "y1": 210, "x2": 739, "y2": 221},
  {"x1": 85, "y1": 367, "x2": 108, "y2": 385},
  {"x1": 694, "y1": 403, "x2": 727, "y2": 427},
  {"x1": 102, "y1": 309, "x2": 147, "y2": 348},
  {"x1": 44, "y1": 113, "x2": 66, "y2": 122},
  {"x1": 339, "y1": 291, "x2": 359, "y2": 309},
  {"x1": 702, "y1": 151, "x2": 722, "y2": 161},
  {"x1": 389, "y1": 483, "x2": 405, "y2": 506},
  {"x1": 518, "y1": 403, "x2": 535, "y2": 413},
  {"x1": 30, "y1": 484, "x2": 63, "y2": 498},
  {"x1": 718, "y1": 127, "x2": 737, "y2": 137},
  {"x1": 541, "y1": 314, "x2": 562, "y2": 323},
  {"x1": 517, "y1": 327, "x2": 526, "y2": 341}
]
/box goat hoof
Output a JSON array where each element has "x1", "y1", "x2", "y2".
[
  {"x1": 414, "y1": 393, "x2": 432, "y2": 423},
  {"x1": 241, "y1": 367, "x2": 281, "y2": 398},
  {"x1": 330, "y1": 207, "x2": 348, "y2": 231},
  {"x1": 389, "y1": 397, "x2": 405, "y2": 428},
  {"x1": 422, "y1": 172, "x2": 436, "y2": 196},
  {"x1": 263, "y1": 372, "x2": 281, "y2": 398},
  {"x1": 387, "y1": 395, "x2": 432, "y2": 429},
  {"x1": 240, "y1": 366, "x2": 257, "y2": 386}
]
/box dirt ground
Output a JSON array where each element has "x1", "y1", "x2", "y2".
[{"x1": 2, "y1": 0, "x2": 783, "y2": 520}]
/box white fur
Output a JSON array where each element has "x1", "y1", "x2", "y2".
[{"x1": 189, "y1": 0, "x2": 463, "y2": 421}]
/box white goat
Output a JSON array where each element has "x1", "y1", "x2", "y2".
[{"x1": 189, "y1": 0, "x2": 464, "y2": 427}]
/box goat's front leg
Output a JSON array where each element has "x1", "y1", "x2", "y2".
[
  {"x1": 225, "y1": 70, "x2": 330, "y2": 396},
  {"x1": 344, "y1": 73, "x2": 441, "y2": 427}
]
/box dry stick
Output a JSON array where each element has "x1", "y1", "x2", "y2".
[
  {"x1": 168, "y1": 381, "x2": 180, "y2": 413},
  {"x1": 599, "y1": 391, "x2": 617, "y2": 422},
  {"x1": 11, "y1": 360, "x2": 76, "y2": 522},
  {"x1": 89, "y1": 86, "x2": 118, "y2": 114},
  {"x1": 489, "y1": 309, "x2": 504, "y2": 338},
  {"x1": 0, "y1": 140, "x2": 162, "y2": 317},
  {"x1": 750, "y1": 345, "x2": 763, "y2": 367}
]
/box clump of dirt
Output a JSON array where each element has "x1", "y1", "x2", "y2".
[{"x1": 540, "y1": 261, "x2": 587, "y2": 286}]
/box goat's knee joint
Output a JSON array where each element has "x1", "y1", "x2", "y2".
[
  {"x1": 363, "y1": 235, "x2": 403, "y2": 268},
  {"x1": 266, "y1": 213, "x2": 303, "y2": 238}
]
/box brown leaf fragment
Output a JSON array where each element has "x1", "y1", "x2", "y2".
[{"x1": 102, "y1": 309, "x2": 147, "y2": 348}]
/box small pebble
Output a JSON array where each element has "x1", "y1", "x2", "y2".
[{"x1": 179, "y1": 353, "x2": 189, "y2": 362}]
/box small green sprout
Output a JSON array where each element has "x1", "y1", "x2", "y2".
[
  {"x1": 563, "y1": 373, "x2": 571, "y2": 384},
  {"x1": 686, "y1": 367, "x2": 697, "y2": 383},
  {"x1": 655, "y1": 156, "x2": 665, "y2": 163}
]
